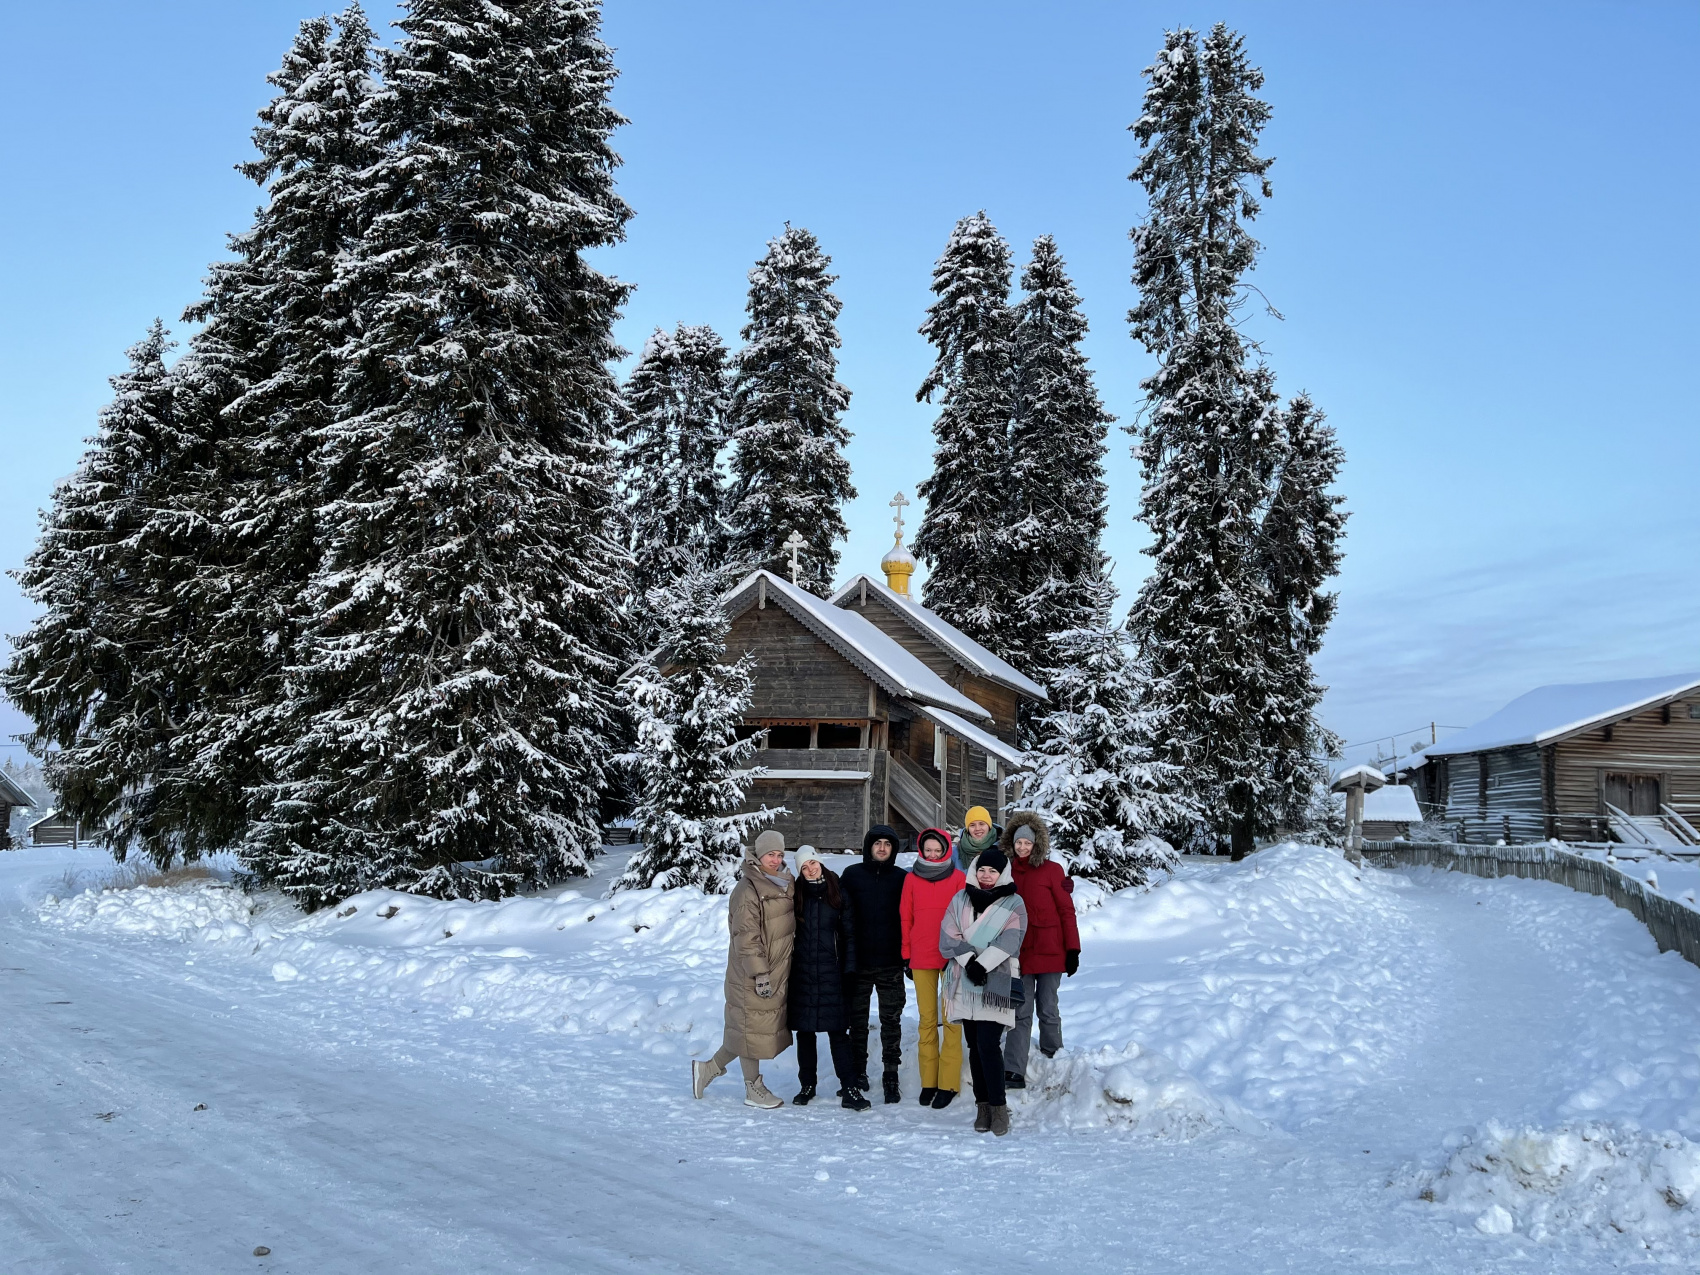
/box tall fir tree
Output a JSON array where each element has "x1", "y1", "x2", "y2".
[
  {"x1": 1256, "y1": 394, "x2": 1347, "y2": 831},
  {"x1": 1126, "y1": 25, "x2": 1342, "y2": 859},
  {"x1": 3, "y1": 324, "x2": 214, "y2": 864},
  {"x1": 613, "y1": 570, "x2": 777, "y2": 893},
  {"x1": 172, "y1": 6, "x2": 383, "y2": 856},
  {"x1": 620, "y1": 323, "x2": 732, "y2": 613},
  {"x1": 249, "y1": 0, "x2": 634, "y2": 907},
  {"x1": 1025, "y1": 581, "x2": 1192, "y2": 889},
  {"x1": 726, "y1": 226, "x2": 855, "y2": 596},
  {"x1": 913, "y1": 212, "x2": 1017, "y2": 651},
  {"x1": 1006, "y1": 235, "x2": 1112, "y2": 730}
]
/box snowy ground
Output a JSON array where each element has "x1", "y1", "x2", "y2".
[{"x1": 5, "y1": 843, "x2": 1700, "y2": 1273}]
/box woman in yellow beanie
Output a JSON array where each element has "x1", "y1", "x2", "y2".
[{"x1": 955, "y1": 806, "x2": 1001, "y2": 873}]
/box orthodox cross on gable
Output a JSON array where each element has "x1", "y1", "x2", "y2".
[
  {"x1": 889, "y1": 490, "x2": 910, "y2": 544},
  {"x1": 783, "y1": 530, "x2": 808, "y2": 586}
]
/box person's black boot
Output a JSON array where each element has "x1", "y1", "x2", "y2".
[
  {"x1": 1004, "y1": 1071, "x2": 1026, "y2": 1090},
  {"x1": 883, "y1": 1071, "x2": 901, "y2": 1104},
  {"x1": 853, "y1": 1072, "x2": 870, "y2": 1093},
  {"x1": 841, "y1": 1088, "x2": 872, "y2": 1112},
  {"x1": 792, "y1": 1084, "x2": 816, "y2": 1106},
  {"x1": 930, "y1": 1089, "x2": 957, "y2": 1109},
  {"x1": 918, "y1": 1087, "x2": 937, "y2": 1107}
]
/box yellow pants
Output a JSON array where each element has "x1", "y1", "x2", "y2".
[{"x1": 912, "y1": 967, "x2": 963, "y2": 1092}]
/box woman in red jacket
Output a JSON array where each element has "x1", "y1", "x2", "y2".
[
  {"x1": 1001, "y1": 812, "x2": 1079, "y2": 1090},
  {"x1": 899, "y1": 827, "x2": 966, "y2": 1109}
]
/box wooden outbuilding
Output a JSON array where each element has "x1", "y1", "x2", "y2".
[
  {"x1": 1422, "y1": 673, "x2": 1700, "y2": 847},
  {"x1": 27, "y1": 809, "x2": 81, "y2": 847},
  {"x1": 718, "y1": 506, "x2": 1045, "y2": 851},
  {"x1": 0, "y1": 770, "x2": 33, "y2": 849}
]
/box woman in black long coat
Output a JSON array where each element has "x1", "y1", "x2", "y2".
[{"x1": 790, "y1": 847, "x2": 870, "y2": 1111}]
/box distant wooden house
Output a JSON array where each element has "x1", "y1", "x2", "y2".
[
  {"x1": 719, "y1": 512, "x2": 1045, "y2": 851},
  {"x1": 1362, "y1": 784, "x2": 1422, "y2": 840},
  {"x1": 0, "y1": 770, "x2": 33, "y2": 848},
  {"x1": 1423, "y1": 673, "x2": 1700, "y2": 846},
  {"x1": 27, "y1": 809, "x2": 81, "y2": 847}
]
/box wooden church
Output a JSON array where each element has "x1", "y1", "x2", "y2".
[{"x1": 721, "y1": 496, "x2": 1046, "y2": 850}]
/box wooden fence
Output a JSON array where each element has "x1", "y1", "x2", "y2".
[{"x1": 1365, "y1": 840, "x2": 1700, "y2": 970}]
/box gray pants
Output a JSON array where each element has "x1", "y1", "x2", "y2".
[{"x1": 1004, "y1": 972, "x2": 1062, "y2": 1076}]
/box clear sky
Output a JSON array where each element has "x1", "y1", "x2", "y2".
[{"x1": 2, "y1": 1, "x2": 1697, "y2": 767}]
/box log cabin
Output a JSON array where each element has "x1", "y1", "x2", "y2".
[
  {"x1": 719, "y1": 519, "x2": 1046, "y2": 852},
  {"x1": 1420, "y1": 673, "x2": 1700, "y2": 846}
]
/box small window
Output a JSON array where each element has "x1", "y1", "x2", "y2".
[
  {"x1": 817, "y1": 722, "x2": 862, "y2": 749},
  {"x1": 764, "y1": 724, "x2": 810, "y2": 750},
  {"x1": 1688, "y1": 704, "x2": 1700, "y2": 720}
]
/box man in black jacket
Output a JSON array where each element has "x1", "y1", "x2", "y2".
[{"x1": 840, "y1": 825, "x2": 908, "y2": 1103}]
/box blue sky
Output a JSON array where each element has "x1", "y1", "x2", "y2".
[{"x1": 2, "y1": 1, "x2": 1697, "y2": 767}]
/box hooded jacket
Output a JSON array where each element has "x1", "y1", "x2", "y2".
[
  {"x1": 720, "y1": 841, "x2": 796, "y2": 1059},
  {"x1": 839, "y1": 824, "x2": 908, "y2": 971},
  {"x1": 1002, "y1": 813, "x2": 1080, "y2": 976},
  {"x1": 789, "y1": 867, "x2": 856, "y2": 1033},
  {"x1": 900, "y1": 827, "x2": 966, "y2": 970}
]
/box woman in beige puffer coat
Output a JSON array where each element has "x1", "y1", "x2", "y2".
[{"x1": 692, "y1": 829, "x2": 796, "y2": 1108}]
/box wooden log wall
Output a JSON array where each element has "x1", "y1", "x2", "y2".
[
  {"x1": 741, "y1": 778, "x2": 868, "y2": 852},
  {"x1": 1442, "y1": 744, "x2": 1545, "y2": 842},
  {"x1": 1553, "y1": 702, "x2": 1700, "y2": 822},
  {"x1": 728, "y1": 605, "x2": 872, "y2": 720}
]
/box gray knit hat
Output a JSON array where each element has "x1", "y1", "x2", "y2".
[
  {"x1": 753, "y1": 829, "x2": 786, "y2": 857},
  {"x1": 1011, "y1": 825, "x2": 1038, "y2": 846}
]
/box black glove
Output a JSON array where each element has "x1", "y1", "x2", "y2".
[
  {"x1": 1065, "y1": 949, "x2": 1080, "y2": 977},
  {"x1": 902, "y1": 959, "x2": 912, "y2": 981},
  {"x1": 964, "y1": 957, "x2": 988, "y2": 987}
]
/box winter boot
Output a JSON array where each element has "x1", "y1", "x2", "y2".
[
  {"x1": 1040, "y1": 1047, "x2": 1058, "y2": 1059},
  {"x1": 989, "y1": 1104, "x2": 1011, "y2": 1137},
  {"x1": 691, "y1": 1057, "x2": 725, "y2": 1099},
  {"x1": 853, "y1": 1071, "x2": 870, "y2": 1093},
  {"x1": 918, "y1": 1087, "x2": 938, "y2": 1107},
  {"x1": 1004, "y1": 1070, "x2": 1026, "y2": 1090},
  {"x1": 973, "y1": 1102, "x2": 993, "y2": 1133},
  {"x1": 793, "y1": 1084, "x2": 816, "y2": 1107},
  {"x1": 883, "y1": 1071, "x2": 902, "y2": 1104},
  {"x1": 930, "y1": 1089, "x2": 957, "y2": 1110},
  {"x1": 744, "y1": 1076, "x2": 784, "y2": 1110},
  {"x1": 841, "y1": 1088, "x2": 872, "y2": 1112}
]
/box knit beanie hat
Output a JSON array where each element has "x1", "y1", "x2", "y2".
[
  {"x1": 1011, "y1": 825, "x2": 1038, "y2": 847},
  {"x1": 964, "y1": 805, "x2": 993, "y2": 827},
  {"x1": 974, "y1": 847, "x2": 1009, "y2": 875},
  {"x1": 794, "y1": 844, "x2": 822, "y2": 868},
  {"x1": 753, "y1": 829, "x2": 786, "y2": 857}
]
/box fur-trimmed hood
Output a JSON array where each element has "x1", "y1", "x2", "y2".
[{"x1": 999, "y1": 812, "x2": 1051, "y2": 865}]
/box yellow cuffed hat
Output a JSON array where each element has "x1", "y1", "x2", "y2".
[{"x1": 964, "y1": 806, "x2": 992, "y2": 827}]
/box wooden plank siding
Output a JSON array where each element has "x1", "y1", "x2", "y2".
[
  {"x1": 1443, "y1": 744, "x2": 1545, "y2": 843},
  {"x1": 742, "y1": 778, "x2": 867, "y2": 852},
  {"x1": 835, "y1": 594, "x2": 959, "y2": 681},
  {"x1": 957, "y1": 674, "x2": 1020, "y2": 742},
  {"x1": 727, "y1": 605, "x2": 871, "y2": 720}
]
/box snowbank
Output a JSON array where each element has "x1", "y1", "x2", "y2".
[{"x1": 1415, "y1": 1121, "x2": 1700, "y2": 1245}]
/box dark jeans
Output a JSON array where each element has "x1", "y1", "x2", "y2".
[
  {"x1": 796, "y1": 1029, "x2": 853, "y2": 1089},
  {"x1": 846, "y1": 965, "x2": 905, "y2": 1077},
  {"x1": 964, "y1": 1019, "x2": 1007, "y2": 1106}
]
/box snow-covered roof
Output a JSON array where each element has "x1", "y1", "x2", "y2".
[
  {"x1": 1331, "y1": 764, "x2": 1388, "y2": 792},
  {"x1": 910, "y1": 704, "x2": 1027, "y2": 769},
  {"x1": 829, "y1": 574, "x2": 1048, "y2": 702},
  {"x1": 1382, "y1": 752, "x2": 1428, "y2": 779},
  {"x1": 722, "y1": 570, "x2": 993, "y2": 724},
  {"x1": 26, "y1": 808, "x2": 69, "y2": 830},
  {"x1": 1426, "y1": 673, "x2": 1700, "y2": 756},
  {"x1": 1363, "y1": 785, "x2": 1422, "y2": 823},
  {"x1": 0, "y1": 770, "x2": 33, "y2": 807}
]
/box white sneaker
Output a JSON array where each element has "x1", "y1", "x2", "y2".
[
  {"x1": 692, "y1": 1058, "x2": 724, "y2": 1099},
  {"x1": 744, "y1": 1075, "x2": 784, "y2": 1109}
]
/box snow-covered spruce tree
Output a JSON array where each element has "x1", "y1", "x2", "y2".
[
  {"x1": 725, "y1": 226, "x2": 855, "y2": 596},
  {"x1": 1256, "y1": 393, "x2": 1347, "y2": 833},
  {"x1": 913, "y1": 212, "x2": 1017, "y2": 651},
  {"x1": 2, "y1": 324, "x2": 213, "y2": 864},
  {"x1": 1006, "y1": 235, "x2": 1112, "y2": 732},
  {"x1": 1127, "y1": 24, "x2": 1317, "y2": 859},
  {"x1": 621, "y1": 323, "x2": 732, "y2": 613},
  {"x1": 171, "y1": 6, "x2": 383, "y2": 856},
  {"x1": 248, "y1": 0, "x2": 634, "y2": 907},
  {"x1": 614, "y1": 570, "x2": 778, "y2": 893},
  {"x1": 1025, "y1": 581, "x2": 1192, "y2": 889}
]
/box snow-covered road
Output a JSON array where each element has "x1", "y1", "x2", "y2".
[{"x1": 5, "y1": 844, "x2": 1700, "y2": 1273}]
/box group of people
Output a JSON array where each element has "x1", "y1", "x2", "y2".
[{"x1": 691, "y1": 807, "x2": 1081, "y2": 1137}]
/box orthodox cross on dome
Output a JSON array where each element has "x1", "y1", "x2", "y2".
[
  {"x1": 889, "y1": 490, "x2": 910, "y2": 545},
  {"x1": 783, "y1": 530, "x2": 808, "y2": 586}
]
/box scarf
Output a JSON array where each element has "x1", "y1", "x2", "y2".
[
  {"x1": 912, "y1": 854, "x2": 956, "y2": 882},
  {"x1": 962, "y1": 827, "x2": 998, "y2": 852},
  {"x1": 763, "y1": 871, "x2": 792, "y2": 891},
  {"x1": 965, "y1": 879, "x2": 1017, "y2": 917}
]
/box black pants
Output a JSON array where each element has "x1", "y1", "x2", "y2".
[
  {"x1": 796, "y1": 1029, "x2": 853, "y2": 1089},
  {"x1": 846, "y1": 965, "x2": 905, "y2": 1077},
  {"x1": 964, "y1": 1019, "x2": 1007, "y2": 1106}
]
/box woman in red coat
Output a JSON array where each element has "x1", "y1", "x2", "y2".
[
  {"x1": 1001, "y1": 812, "x2": 1079, "y2": 1089},
  {"x1": 899, "y1": 827, "x2": 966, "y2": 1109}
]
